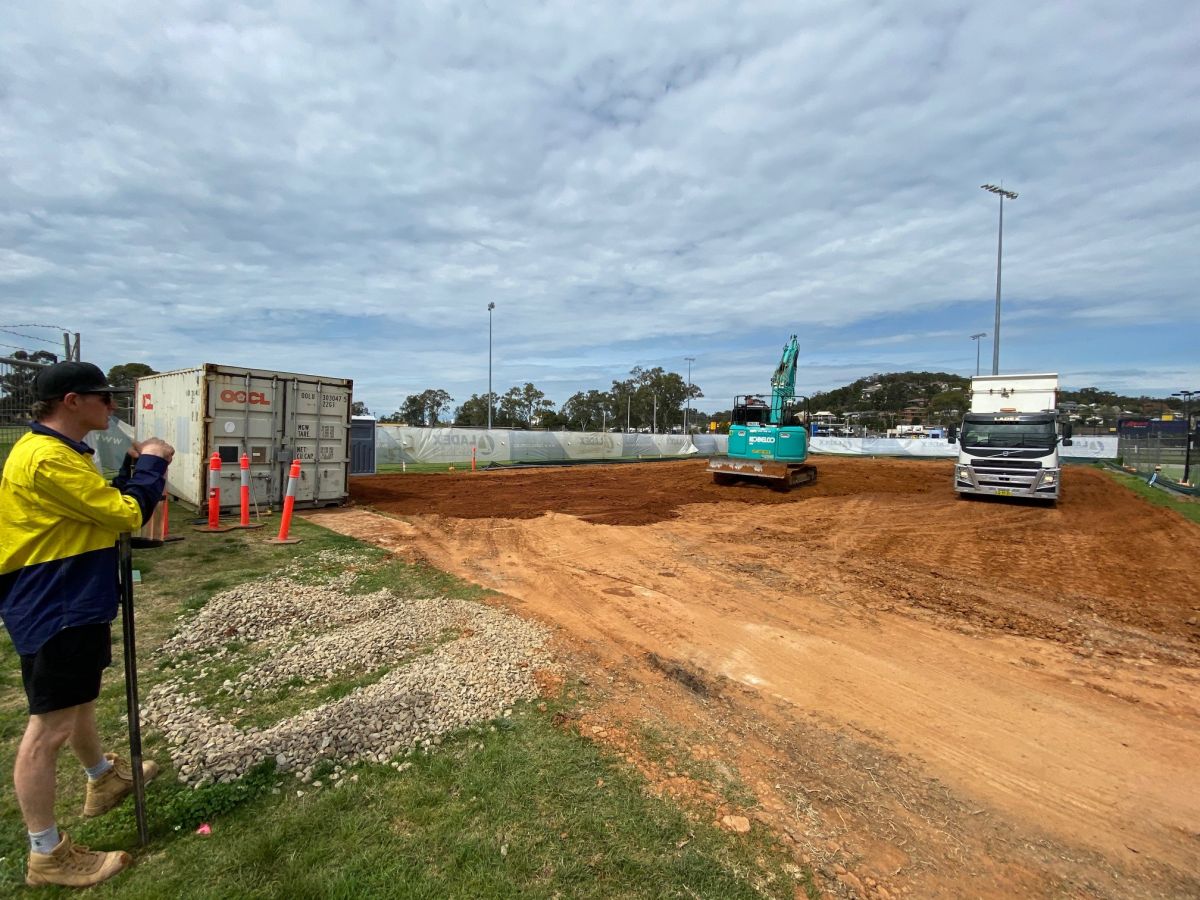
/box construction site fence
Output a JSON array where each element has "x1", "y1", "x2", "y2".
[
  {"x1": 1118, "y1": 433, "x2": 1194, "y2": 481},
  {"x1": 372, "y1": 428, "x2": 1118, "y2": 466},
  {"x1": 375, "y1": 425, "x2": 698, "y2": 465},
  {"x1": 808, "y1": 435, "x2": 1117, "y2": 460},
  {"x1": 1, "y1": 420, "x2": 1121, "y2": 475}
]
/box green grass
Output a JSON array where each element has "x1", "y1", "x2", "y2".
[
  {"x1": 0, "y1": 518, "x2": 807, "y2": 897},
  {"x1": 1101, "y1": 464, "x2": 1200, "y2": 526}
]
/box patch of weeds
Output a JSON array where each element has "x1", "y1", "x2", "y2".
[
  {"x1": 79, "y1": 760, "x2": 279, "y2": 839},
  {"x1": 171, "y1": 647, "x2": 272, "y2": 714},
  {"x1": 634, "y1": 722, "x2": 757, "y2": 810},
  {"x1": 799, "y1": 865, "x2": 821, "y2": 899},
  {"x1": 236, "y1": 659, "x2": 407, "y2": 729}
]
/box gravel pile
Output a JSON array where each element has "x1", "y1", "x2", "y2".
[{"x1": 145, "y1": 552, "x2": 554, "y2": 786}]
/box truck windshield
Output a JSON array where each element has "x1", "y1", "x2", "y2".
[{"x1": 961, "y1": 421, "x2": 1057, "y2": 449}]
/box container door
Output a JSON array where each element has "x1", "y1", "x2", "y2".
[
  {"x1": 285, "y1": 379, "x2": 350, "y2": 505},
  {"x1": 207, "y1": 371, "x2": 283, "y2": 510}
]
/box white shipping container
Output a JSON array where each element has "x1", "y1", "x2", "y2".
[
  {"x1": 134, "y1": 364, "x2": 352, "y2": 511},
  {"x1": 969, "y1": 373, "x2": 1059, "y2": 414}
]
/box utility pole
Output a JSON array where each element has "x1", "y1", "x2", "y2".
[
  {"x1": 626, "y1": 394, "x2": 630, "y2": 433},
  {"x1": 981, "y1": 184, "x2": 1018, "y2": 375},
  {"x1": 684, "y1": 356, "x2": 695, "y2": 433},
  {"x1": 487, "y1": 302, "x2": 495, "y2": 429},
  {"x1": 652, "y1": 395, "x2": 657, "y2": 433},
  {"x1": 970, "y1": 332, "x2": 987, "y2": 377}
]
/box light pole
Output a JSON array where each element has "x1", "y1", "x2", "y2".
[
  {"x1": 684, "y1": 356, "x2": 695, "y2": 433},
  {"x1": 1173, "y1": 390, "x2": 1197, "y2": 484},
  {"x1": 981, "y1": 184, "x2": 1017, "y2": 375},
  {"x1": 970, "y1": 332, "x2": 987, "y2": 377},
  {"x1": 487, "y1": 302, "x2": 495, "y2": 429}
]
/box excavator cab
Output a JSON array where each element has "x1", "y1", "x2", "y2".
[{"x1": 731, "y1": 395, "x2": 771, "y2": 425}]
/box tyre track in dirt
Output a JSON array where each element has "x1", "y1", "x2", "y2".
[{"x1": 312, "y1": 457, "x2": 1200, "y2": 898}]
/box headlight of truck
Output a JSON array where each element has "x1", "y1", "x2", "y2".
[
  {"x1": 955, "y1": 465, "x2": 972, "y2": 481},
  {"x1": 1041, "y1": 472, "x2": 1057, "y2": 484}
]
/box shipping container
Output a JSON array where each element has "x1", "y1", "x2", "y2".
[{"x1": 134, "y1": 364, "x2": 352, "y2": 511}]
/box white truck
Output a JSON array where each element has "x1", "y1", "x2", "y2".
[{"x1": 949, "y1": 373, "x2": 1073, "y2": 503}]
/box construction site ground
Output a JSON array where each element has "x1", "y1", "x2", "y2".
[{"x1": 307, "y1": 456, "x2": 1200, "y2": 899}]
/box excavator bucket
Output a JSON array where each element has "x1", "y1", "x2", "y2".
[{"x1": 707, "y1": 455, "x2": 817, "y2": 490}]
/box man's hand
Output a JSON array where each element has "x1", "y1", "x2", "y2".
[{"x1": 136, "y1": 438, "x2": 175, "y2": 464}]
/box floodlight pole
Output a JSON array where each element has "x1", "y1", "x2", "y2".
[
  {"x1": 684, "y1": 356, "x2": 695, "y2": 433},
  {"x1": 1174, "y1": 390, "x2": 1197, "y2": 484},
  {"x1": 487, "y1": 302, "x2": 495, "y2": 429},
  {"x1": 970, "y1": 332, "x2": 987, "y2": 377},
  {"x1": 982, "y1": 184, "x2": 1018, "y2": 376}
]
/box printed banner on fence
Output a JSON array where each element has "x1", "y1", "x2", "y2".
[
  {"x1": 376, "y1": 426, "x2": 698, "y2": 465},
  {"x1": 372, "y1": 428, "x2": 1117, "y2": 465}
]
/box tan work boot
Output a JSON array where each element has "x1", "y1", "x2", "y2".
[
  {"x1": 83, "y1": 753, "x2": 160, "y2": 817},
  {"x1": 26, "y1": 831, "x2": 131, "y2": 887}
]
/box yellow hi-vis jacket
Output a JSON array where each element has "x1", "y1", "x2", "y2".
[{"x1": 0, "y1": 424, "x2": 167, "y2": 656}]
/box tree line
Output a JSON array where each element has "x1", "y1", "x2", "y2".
[{"x1": 374, "y1": 366, "x2": 705, "y2": 432}]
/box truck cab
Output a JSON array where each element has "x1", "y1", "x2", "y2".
[{"x1": 952, "y1": 412, "x2": 1071, "y2": 501}]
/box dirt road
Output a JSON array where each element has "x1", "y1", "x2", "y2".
[{"x1": 309, "y1": 457, "x2": 1200, "y2": 899}]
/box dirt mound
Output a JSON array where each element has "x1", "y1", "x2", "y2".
[{"x1": 352, "y1": 457, "x2": 943, "y2": 526}]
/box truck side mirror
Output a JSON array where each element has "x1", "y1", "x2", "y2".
[
  {"x1": 1062, "y1": 421, "x2": 1073, "y2": 447},
  {"x1": 946, "y1": 425, "x2": 957, "y2": 443}
]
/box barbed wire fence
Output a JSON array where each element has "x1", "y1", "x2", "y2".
[{"x1": 0, "y1": 325, "x2": 78, "y2": 468}]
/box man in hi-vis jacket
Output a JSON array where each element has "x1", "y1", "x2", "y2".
[{"x1": 0, "y1": 361, "x2": 174, "y2": 888}]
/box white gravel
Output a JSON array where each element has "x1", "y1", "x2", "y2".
[{"x1": 145, "y1": 550, "x2": 554, "y2": 786}]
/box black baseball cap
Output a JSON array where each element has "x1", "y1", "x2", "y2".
[{"x1": 34, "y1": 362, "x2": 131, "y2": 401}]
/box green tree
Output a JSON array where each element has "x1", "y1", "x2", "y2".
[
  {"x1": 351, "y1": 401, "x2": 370, "y2": 416},
  {"x1": 453, "y1": 393, "x2": 496, "y2": 426},
  {"x1": 105, "y1": 362, "x2": 157, "y2": 390},
  {"x1": 399, "y1": 389, "x2": 454, "y2": 426},
  {"x1": 561, "y1": 389, "x2": 613, "y2": 430},
  {"x1": 929, "y1": 389, "x2": 968, "y2": 421},
  {"x1": 498, "y1": 383, "x2": 555, "y2": 428}
]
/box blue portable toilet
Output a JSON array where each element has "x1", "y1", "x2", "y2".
[{"x1": 349, "y1": 416, "x2": 377, "y2": 475}]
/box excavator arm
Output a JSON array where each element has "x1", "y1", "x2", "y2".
[{"x1": 769, "y1": 335, "x2": 799, "y2": 425}]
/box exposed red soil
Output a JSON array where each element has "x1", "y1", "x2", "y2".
[{"x1": 310, "y1": 457, "x2": 1200, "y2": 899}]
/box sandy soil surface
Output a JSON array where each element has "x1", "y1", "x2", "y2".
[{"x1": 308, "y1": 457, "x2": 1200, "y2": 899}]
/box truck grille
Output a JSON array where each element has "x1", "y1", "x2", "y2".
[{"x1": 970, "y1": 460, "x2": 1052, "y2": 492}]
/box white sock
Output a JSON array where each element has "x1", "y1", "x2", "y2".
[
  {"x1": 29, "y1": 824, "x2": 60, "y2": 854},
  {"x1": 85, "y1": 756, "x2": 113, "y2": 780}
]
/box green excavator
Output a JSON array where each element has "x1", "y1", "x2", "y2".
[{"x1": 706, "y1": 334, "x2": 817, "y2": 490}]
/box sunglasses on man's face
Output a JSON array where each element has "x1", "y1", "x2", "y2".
[{"x1": 78, "y1": 391, "x2": 114, "y2": 405}]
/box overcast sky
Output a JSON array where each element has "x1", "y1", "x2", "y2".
[{"x1": 2, "y1": 1, "x2": 1197, "y2": 416}]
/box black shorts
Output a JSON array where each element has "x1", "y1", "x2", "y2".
[{"x1": 20, "y1": 623, "x2": 113, "y2": 715}]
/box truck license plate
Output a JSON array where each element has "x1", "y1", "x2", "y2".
[{"x1": 995, "y1": 488, "x2": 1013, "y2": 496}]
